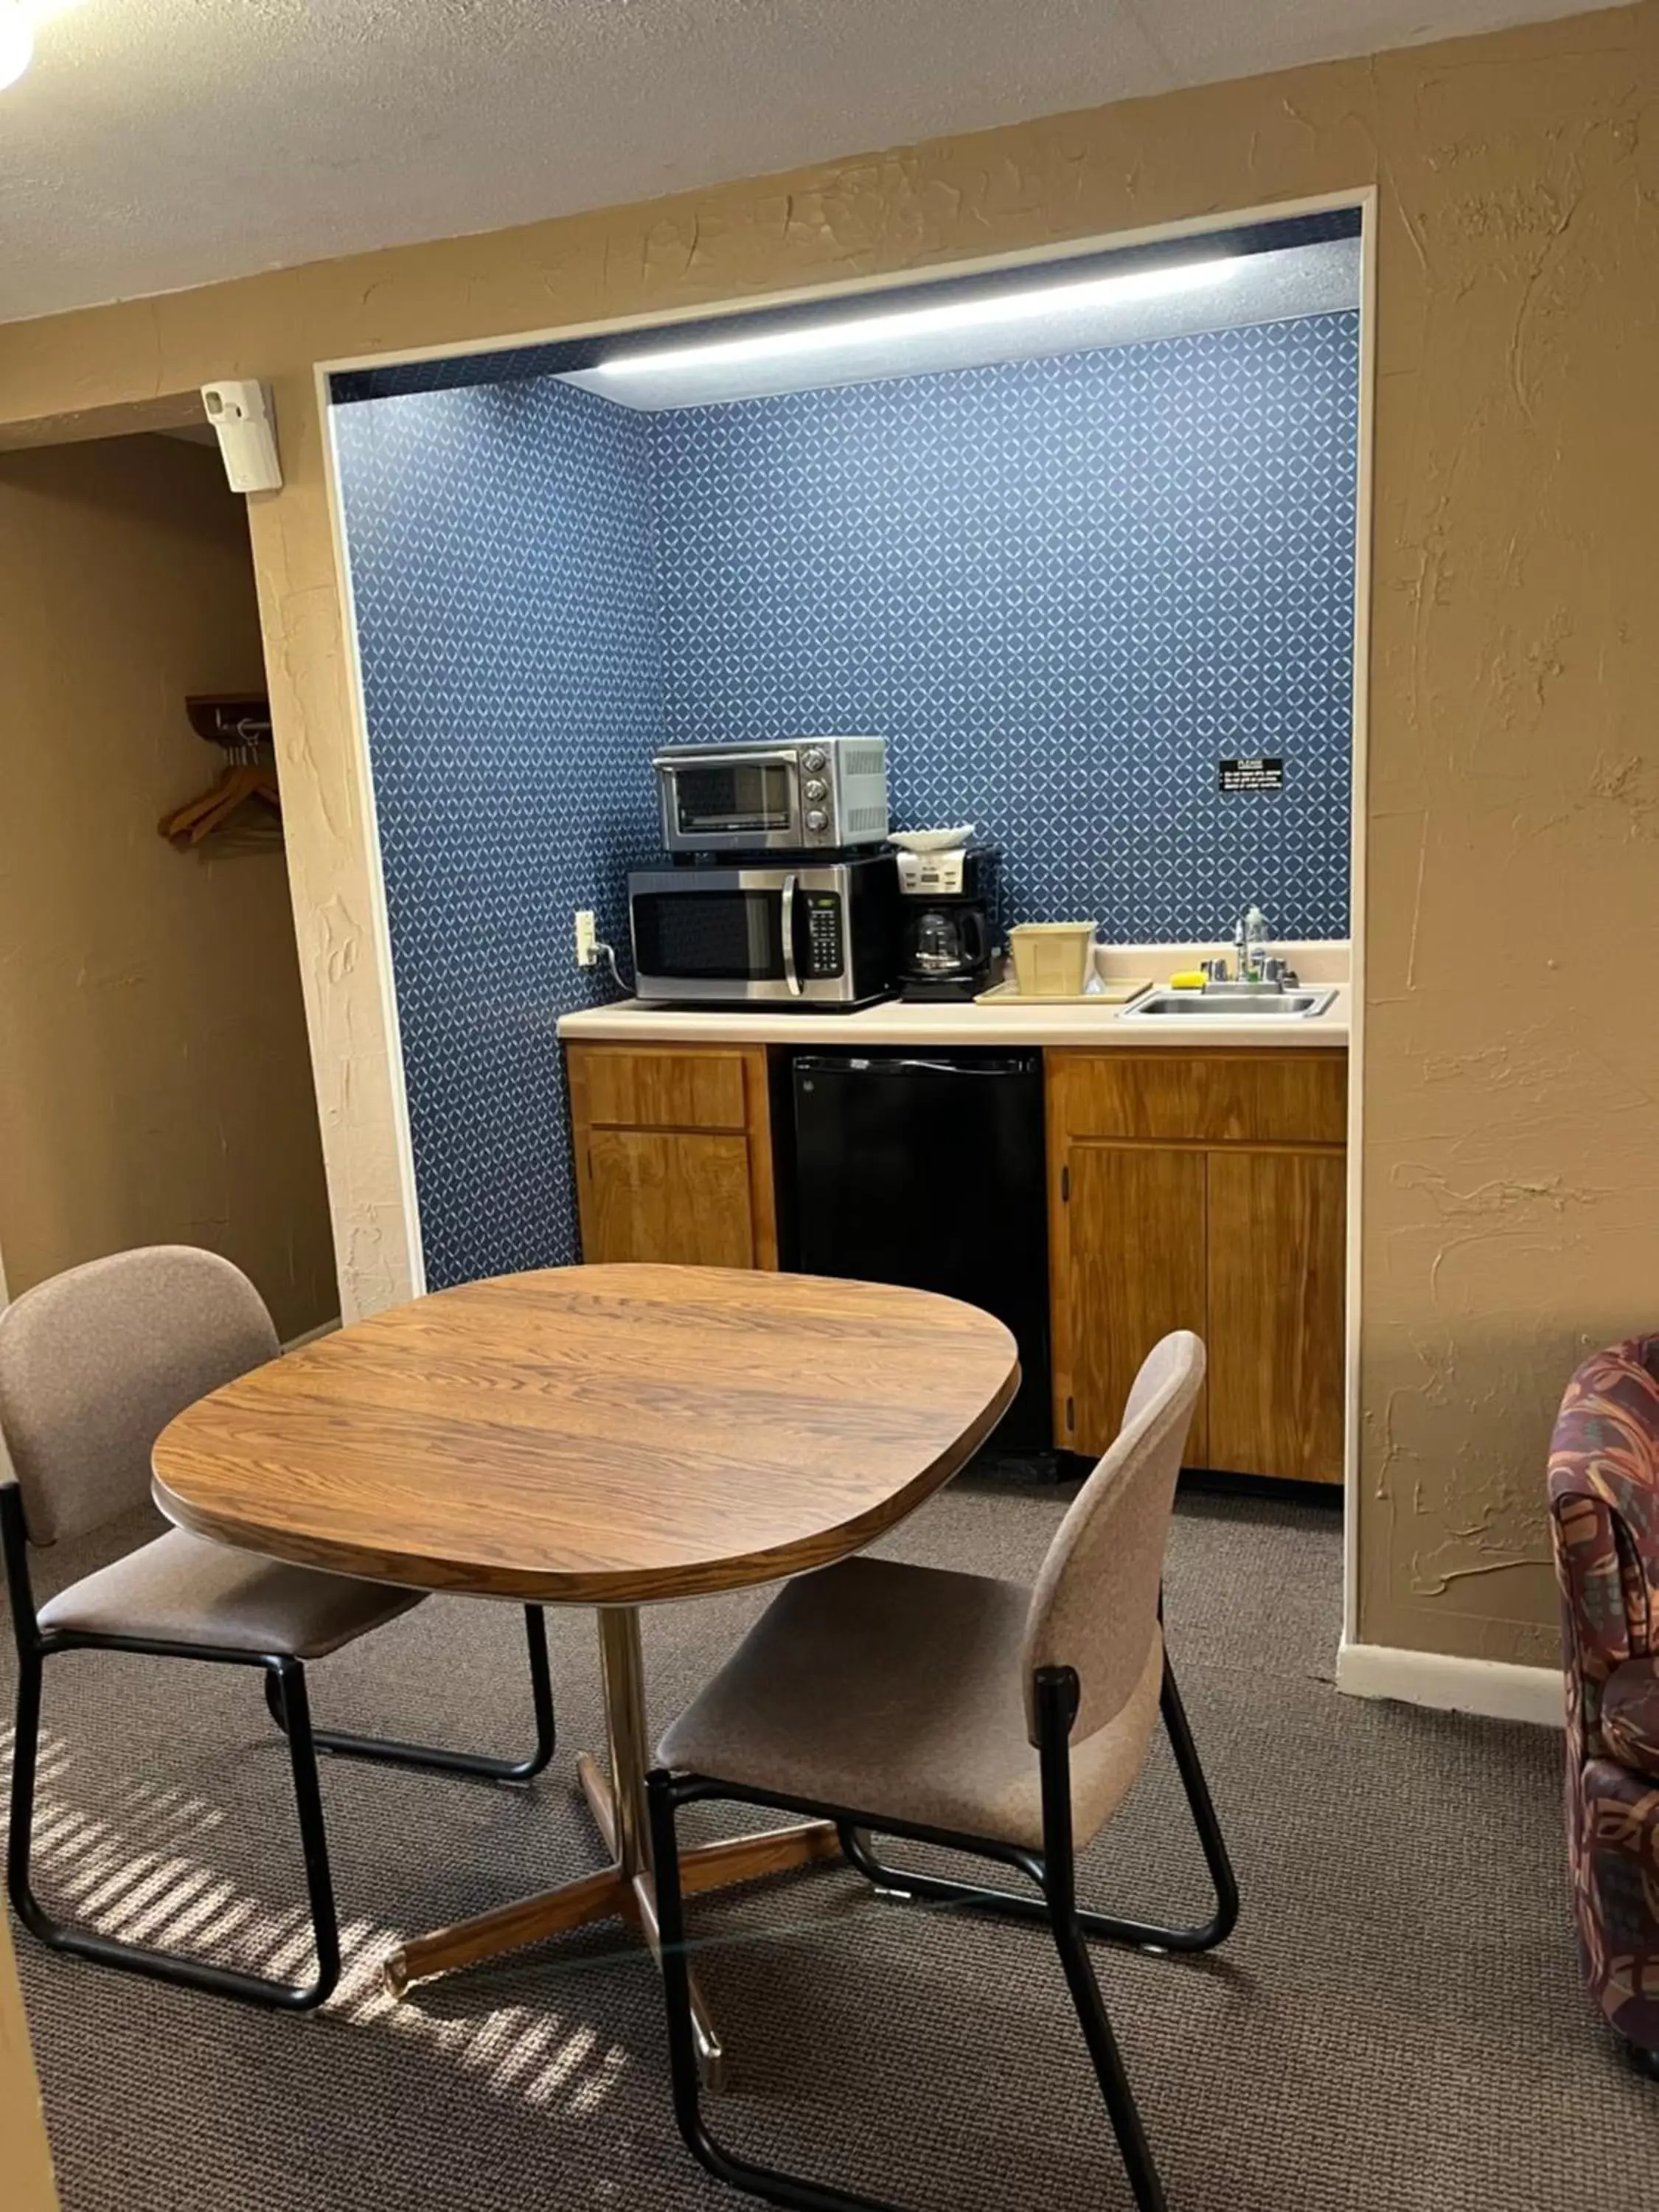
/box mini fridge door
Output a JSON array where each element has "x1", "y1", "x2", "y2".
[{"x1": 790, "y1": 1051, "x2": 1051, "y2": 1450}]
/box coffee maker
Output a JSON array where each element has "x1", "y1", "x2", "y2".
[{"x1": 894, "y1": 843, "x2": 1001, "y2": 1001}]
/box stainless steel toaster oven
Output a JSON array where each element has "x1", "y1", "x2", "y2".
[{"x1": 653, "y1": 737, "x2": 888, "y2": 855}]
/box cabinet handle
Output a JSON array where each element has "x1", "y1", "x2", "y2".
[
  {"x1": 1060, "y1": 1165, "x2": 1070, "y2": 1203},
  {"x1": 1065, "y1": 1395, "x2": 1075, "y2": 1433}
]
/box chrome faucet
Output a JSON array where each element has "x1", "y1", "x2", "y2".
[
  {"x1": 1218, "y1": 905, "x2": 1298, "y2": 990},
  {"x1": 1202, "y1": 908, "x2": 1295, "y2": 992}
]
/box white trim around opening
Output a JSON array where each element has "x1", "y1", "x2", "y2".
[{"x1": 314, "y1": 370, "x2": 429, "y2": 1305}]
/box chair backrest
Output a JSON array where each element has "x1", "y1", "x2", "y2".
[
  {"x1": 1020, "y1": 1332, "x2": 1205, "y2": 1745},
  {"x1": 0, "y1": 1246, "x2": 279, "y2": 1546}
]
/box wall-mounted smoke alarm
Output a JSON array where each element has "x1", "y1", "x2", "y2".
[{"x1": 201, "y1": 380, "x2": 282, "y2": 494}]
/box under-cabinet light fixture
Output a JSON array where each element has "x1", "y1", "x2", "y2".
[{"x1": 597, "y1": 257, "x2": 1242, "y2": 380}]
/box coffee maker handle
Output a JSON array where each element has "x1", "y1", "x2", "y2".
[{"x1": 961, "y1": 908, "x2": 990, "y2": 966}]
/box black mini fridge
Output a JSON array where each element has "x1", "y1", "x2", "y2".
[{"x1": 790, "y1": 1049, "x2": 1051, "y2": 1450}]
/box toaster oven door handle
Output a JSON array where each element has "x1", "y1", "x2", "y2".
[
  {"x1": 652, "y1": 749, "x2": 799, "y2": 770},
  {"x1": 779, "y1": 872, "x2": 801, "y2": 997}
]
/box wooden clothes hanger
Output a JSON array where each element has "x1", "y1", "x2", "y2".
[
  {"x1": 159, "y1": 760, "x2": 281, "y2": 847},
  {"x1": 161, "y1": 690, "x2": 282, "y2": 848}
]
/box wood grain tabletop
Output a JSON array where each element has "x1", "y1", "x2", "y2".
[{"x1": 151, "y1": 1265, "x2": 1020, "y2": 1604}]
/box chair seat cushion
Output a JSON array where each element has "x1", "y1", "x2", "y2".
[
  {"x1": 1603, "y1": 1655, "x2": 1659, "y2": 1780},
  {"x1": 37, "y1": 1528, "x2": 424, "y2": 1659},
  {"x1": 656, "y1": 1554, "x2": 1163, "y2": 1851}
]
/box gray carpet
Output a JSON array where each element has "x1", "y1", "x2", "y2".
[{"x1": 4, "y1": 1472, "x2": 1654, "y2": 2212}]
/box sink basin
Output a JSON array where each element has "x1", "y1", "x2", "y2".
[{"x1": 1124, "y1": 989, "x2": 1337, "y2": 1020}]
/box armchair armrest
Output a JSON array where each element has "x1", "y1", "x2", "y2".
[
  {"x1": 1548, "y1": 1337, "x2": 1659, "y2": 1749},
  {"x1": 1551, "y1": 1489, "x2": 1633, "y2": 1747}
]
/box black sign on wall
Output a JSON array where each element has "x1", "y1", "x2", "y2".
[{"x1": 1217, "y1": 757, "x2": 1284, "y2": 794}]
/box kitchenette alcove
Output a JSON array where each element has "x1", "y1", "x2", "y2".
[{"x1": 323, "y1": 201, "x2": 1365, "y2": 1489}]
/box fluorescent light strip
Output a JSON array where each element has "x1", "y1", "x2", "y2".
[{"x1": 596, "y1": 258, "x2": 1242, "y2": 379}]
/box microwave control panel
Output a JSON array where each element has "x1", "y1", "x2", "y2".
[{"x1": 804, "y1": 894, "x2": 844, "y2": 977}]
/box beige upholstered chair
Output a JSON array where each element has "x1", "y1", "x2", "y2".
[
  {"x1": 0, "y1": 1245, "x2": 554, "y2": 2011},
  {"x1": 647, "y1": 1330, "x2": 1233, "y2": 2212}
]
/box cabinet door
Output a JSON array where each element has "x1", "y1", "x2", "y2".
[
  {"x1": 1206, "y1": 1148, "x2": 1346, "y2": 1484},
  {"x1": 579, "y1": 1129, "x2": 759, "y2": 1269},
  {"x1": 567, "y1": 1040, "x2": 779, "y2": 1270},
  {"x1": 1054, "y1": 1142, "x2": 1208, "y2": 1461}
]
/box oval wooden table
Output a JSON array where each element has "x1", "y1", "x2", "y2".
[{"x1": 151, "y1": 1262, "x2": 1018, "y2": 2083}]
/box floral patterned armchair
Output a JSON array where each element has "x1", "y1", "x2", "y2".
[{"x1": 1548, "y1": 1337, "x2": 1659, "y2": 2074}]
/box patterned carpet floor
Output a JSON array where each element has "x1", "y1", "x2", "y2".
[{"x1": 4, "y1": 1471, "x2": 1655, "y2": 2212}]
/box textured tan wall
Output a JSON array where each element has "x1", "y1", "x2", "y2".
[
  {"x1": 0, "y1": 435, "x2": 337, "y2": 1341},
  {"x1": 1, "y1": 4, "x2": 1655, "y2": 1662}
]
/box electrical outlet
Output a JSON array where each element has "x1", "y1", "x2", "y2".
[{"x1": 573, "y1": 909, "x2": 598, "y2": 967}]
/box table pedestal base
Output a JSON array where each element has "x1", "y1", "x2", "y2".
[{"x1": 381, "y1": 1608, "x2": 840, "y2": 2088}]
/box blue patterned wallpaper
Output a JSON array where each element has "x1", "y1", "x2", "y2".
[
  {"x1": 652, "y1": 314, "x2": 1358, "y2": 939},
  {"x1": 334, "y1": 378, "x2": 663, "y2": 1287}
]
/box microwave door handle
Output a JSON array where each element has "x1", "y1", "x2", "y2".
[{"x1": 779, "y1": 872, "x2": 801, "y2": 997}]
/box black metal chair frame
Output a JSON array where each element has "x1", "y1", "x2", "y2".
[
  {"x1": 647, "y1": 1650, "x2": 1237, "y2": 2212},
  {"x1": 1, "y1": 1481, "x2": 554, "y2": 2011}
]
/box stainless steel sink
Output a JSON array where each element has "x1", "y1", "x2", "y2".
[{"x1": 1123, "y1": 989, "x2": 1337, "y2": 1020}]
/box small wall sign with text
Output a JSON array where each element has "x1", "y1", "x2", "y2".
[{"x1": 1217, "y1": 757, "x2": 1284, "y2": 794}]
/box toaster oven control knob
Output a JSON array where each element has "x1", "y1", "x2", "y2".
[
  {"x1": 801, "y1": 747, "x2": 827, "y2": 772},
  {"x1": 805, "y1": 807, "x2": 828, "y2": 832},
  {"x1": 804, "y1": 777, "x2": 827, "y2": 800}
]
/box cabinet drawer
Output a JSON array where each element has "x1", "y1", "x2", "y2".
[
  {"x1": 570, "y1": 1045, "x2": 754, "y2": 1131},
  {"x1": 1048, "y1": 1050, "x2": 1346, "y2": 1146}
]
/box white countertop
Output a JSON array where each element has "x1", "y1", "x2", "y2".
[
  {"x1": 558, "y1": 942, "x2": 1351, "y2": 1048},
  {"x1": 557, "y1": 990, "x2": 1349, "y2": 1048}
]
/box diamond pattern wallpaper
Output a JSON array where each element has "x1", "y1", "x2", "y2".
[
  {"x1": 334, "y1": 313, "x2": 1357, "y2": 1287},
  {"x1": 334, "y1": 378, "x2": 663, "y2": 1288},
  {"x1": 653, "y1": 314, "x2": 1359, "y2": 940}
]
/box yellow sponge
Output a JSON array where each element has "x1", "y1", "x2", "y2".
[{"x1": 1169, "y1": 970, "x2": 1207, "y2": 990}]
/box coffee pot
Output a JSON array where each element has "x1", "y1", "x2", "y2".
[{"x1": 891, "y1": 839, "x2": 1001, "y2": 1002}]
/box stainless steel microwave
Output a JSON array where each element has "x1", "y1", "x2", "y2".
[
  {"x1": 629, "y1": 857, "x2": 900, "y2": 1008},
  {"x1": 653, "y1": 737, "x2": 889, "y2": 855}
]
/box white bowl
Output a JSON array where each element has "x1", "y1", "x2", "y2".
[{"x1": 888, "y1": 825, "x2": 975, "y2": 855}]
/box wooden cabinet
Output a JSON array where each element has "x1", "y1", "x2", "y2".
[
  {"x1": 1048, "y1": 1049, "x2": 1346, "y2": 1484},
  {"x1": 566, "y1": 1043, "x2": 779, "y2": 1271},
  {"x1": 564, "y1": 1034, "x2": 1347, "y2": 1484}
]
